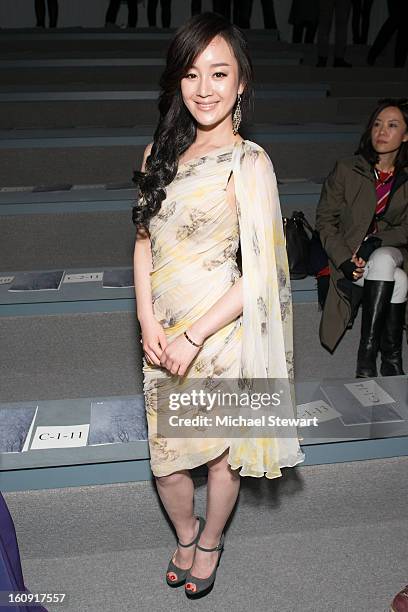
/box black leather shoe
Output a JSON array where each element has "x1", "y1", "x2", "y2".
[
  {"x1": 356, "y1": 280, "x2": 395, "y2": 378},
  {"x1": 380, "y1": 302, "x2": 406, "y2": 376}
]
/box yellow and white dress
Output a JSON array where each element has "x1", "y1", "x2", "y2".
[{"x1": 141, "y1": 139, "x2": 304, "y2": 479}]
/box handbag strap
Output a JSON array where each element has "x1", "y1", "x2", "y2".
[
  {"x1": 293, "y1": 210, "x2": 315, "y2": 234},
  {"x1": 292, "y1": 210, "x2": 314, "y2": 235},
  {"x1": 282, "y1": 210, "x2": 317, "y2": 243}
]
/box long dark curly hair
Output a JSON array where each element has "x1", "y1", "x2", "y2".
[
  {"x1": 132, "y1": 12, "x2": 254, "y2": 231},
  {"x1": 356, "y1": 97, "x2": 408, "y2": 172}
]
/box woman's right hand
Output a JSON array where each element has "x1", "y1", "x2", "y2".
[
  {"x1": 351, "y1": 253, "x2": 365, "y2": 279},
  {"x1": 139, "y1": 316, "x2": 168, "y2": 366},
  {"x1": 340, "y1": 257, "x2": 364, "y2": 281},
  {"x1": 352, "y1": 268, "x2": 365, "y2": 280}
]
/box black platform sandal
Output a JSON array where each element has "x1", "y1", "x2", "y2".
[
  {"x1": 184, "y1": 533, "x2": 225, "y2": 599},
  {"x1": 166, "y1": 515, "x2": 206, "y2": 588}
]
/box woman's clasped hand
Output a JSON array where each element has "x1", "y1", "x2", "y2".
[
  {"x1": 140, "y1": 316, "x2": 167, "y2": 366},
  {"x1": 351, "y1": 251, "x2": 366, "y2": 279},
  {"x1": 159, "y1": 332, "x2": 202, "y2": 376},
  {"x1": 140, "y1": 316, "x2": 201, "y2": 376},
  {"x1": 340, "y1": 252, "x2": 365, "y2": 280}
]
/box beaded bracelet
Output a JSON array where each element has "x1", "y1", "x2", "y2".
[{"x1": 183, "y1": 330, "x2": 204, "y2": 348}]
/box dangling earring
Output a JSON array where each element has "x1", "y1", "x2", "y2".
[{"x1": 232, "y1": 94, "x2": 242, "y2": 135}]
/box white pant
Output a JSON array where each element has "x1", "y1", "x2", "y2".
[{"x1": 353, "y1": 246, "x2": 408, "y2": 303}]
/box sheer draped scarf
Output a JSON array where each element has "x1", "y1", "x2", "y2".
[{"x1": 227, "y1": 140, "x2": 305, "y2": 478}]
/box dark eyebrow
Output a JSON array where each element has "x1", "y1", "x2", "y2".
[{"x1": 190, "y1": 62, "x2": 231, "y2": 68}]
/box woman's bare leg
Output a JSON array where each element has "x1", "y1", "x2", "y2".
[
  {"x1": 155, "y1": 470, "x2": 198, "y2": 572},
  {"x1": 189, "y1": 449, "x2": 240, "y2": 579}
]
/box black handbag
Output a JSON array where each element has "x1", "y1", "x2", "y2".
[
  {"x1": 283, "y1": 210, "x2": 329, "y2": 280},
  {"x1": 283, "y1": 211, "x2": 311, "y2": 279}
]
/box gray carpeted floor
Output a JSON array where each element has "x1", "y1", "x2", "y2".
[{"x1": 4, "y1": 456, "x2": 408, "y2": 612}]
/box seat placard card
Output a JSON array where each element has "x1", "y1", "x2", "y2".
[
  {"x1": 296, "y1": 400, "x2": 341, "y2": 423},
  {"x1": 30, "y1": 424, "x2": 89, "y2": 450},
  {"x1": 320, "y1": 380, "x2": 404, "y2": 426},
  {"x1": 63, "y1": 272, "x2": 103, "y2": 283},
  {"x1": 344, "y1": 380, "x2": 395, "y2": 407}
]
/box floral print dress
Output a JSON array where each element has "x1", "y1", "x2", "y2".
[{"x1": 142, "y1": 139, "x2": 304, "y2": 478}]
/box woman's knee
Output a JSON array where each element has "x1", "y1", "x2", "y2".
[
  {"x1": 156, "y1": 470, "x2": 189, "y2": 487},
  {"x1": 367, "y1": 247, "x2": 401, "y2": 279},
  {"x1": 207, "y1": 449, "x2": 229, "y2": 471},
  {"x1": 393, "y1": 267, "x2": 408, "y2": 302},
  {"x1": 207, "y1": 450, "x2": 240, "y2": 480}
]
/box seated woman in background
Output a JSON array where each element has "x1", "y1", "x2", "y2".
[{"x1": 316, "y1": 98, "x2": 408, "y2": 377}]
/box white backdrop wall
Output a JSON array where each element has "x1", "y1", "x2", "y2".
[{"x1": 0, "y1": 0, "x2": 389, "y2": 43}]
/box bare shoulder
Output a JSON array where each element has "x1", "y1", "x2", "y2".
[{"x1": 141, "y1": 142, "x2": 153, "y2": 172}]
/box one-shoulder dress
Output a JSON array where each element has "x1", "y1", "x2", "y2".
[{"x1": 141, "y1": 139, "x2": 304, "y2": 479}]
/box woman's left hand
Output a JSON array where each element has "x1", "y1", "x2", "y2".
[{"x1": 160, "y1": 332, "x2": 203, "y2": 376}]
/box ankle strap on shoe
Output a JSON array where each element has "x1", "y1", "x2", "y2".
[
  {"x1": 177, "y1": 516, "x2": 203, "y2": 548},
  {"x1": 178, "y1": 539, "x2": 196, "y2": 548},
  {"x1": 196, "y1": 534, "x2": 224, "y2": 553}
]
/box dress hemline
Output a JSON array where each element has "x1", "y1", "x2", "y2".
[{"x1": 150, "y1": 443, "x2": 305, "y2": 480}]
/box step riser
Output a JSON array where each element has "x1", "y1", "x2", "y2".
[
  {"x1": 0, "y1": 212, "x2": 136, "y2": 271},
  {"x1": 1, "y1": 306, "x2": 407, "y2": 403},
  {"x1": 331, "y1": 83, "x2": 407, "y2": 97},
  {"x1": 0, "y1": 142, "x2": 355, "y2": 187},
  {"x1": 0, "y1": 99, "x2": 377, "y2": 129},
  {"x1": 0, "y1": 38, "x2": 289, "y2": 57},
  {"x1": 1, "y1": 65, "x2": 403, "y2": 86},
  {"x1": 0, "y1": 202, "x2": 319, "y2": 270},
  {"x1": 0, "y1": 193, "x2": 319, "y2": 216}
]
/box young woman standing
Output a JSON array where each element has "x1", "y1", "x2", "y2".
[{"x1": 133, "y1": 12, "x2": 304, "y2": 598}]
